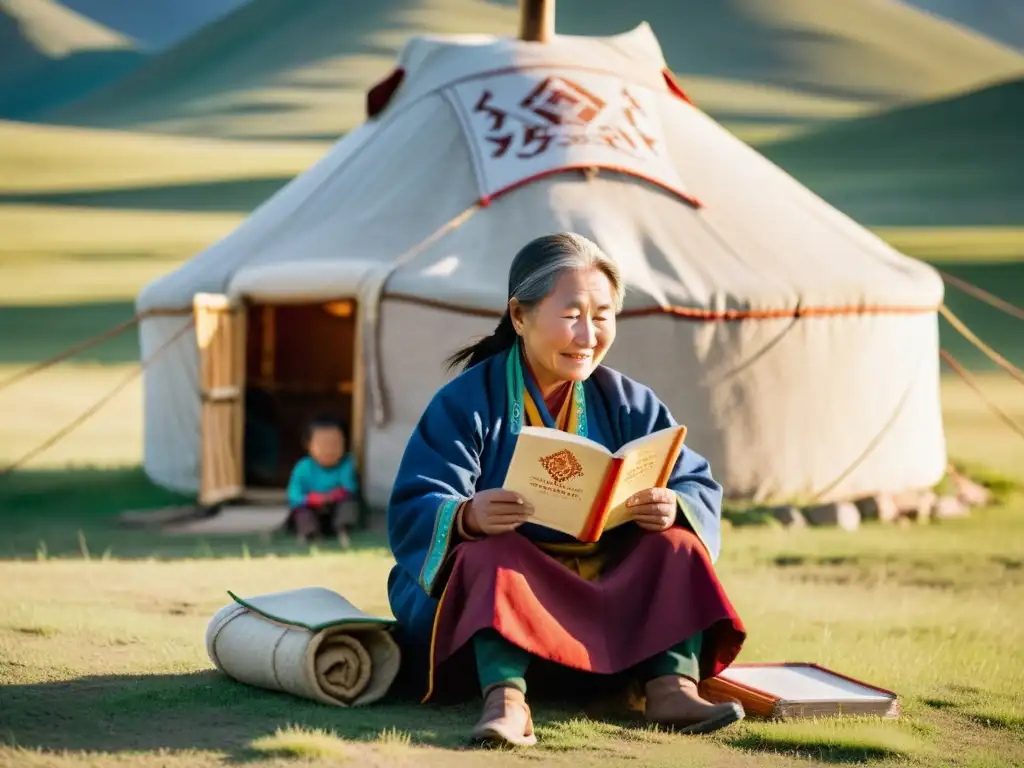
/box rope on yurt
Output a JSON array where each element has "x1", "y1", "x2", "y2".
[
  {"x1": 359, "y1": 202, "x2": 483, "y2": 426},
  {"x1": 0, "y1": 318, "x2": 195, "y2": 478},
  {"x1": 939, "y1": 270, "x2": 1024, "y2": 321},
  {"x1": 807, "y1": 301, "x2": 1024, "y2": 500},
  {"x1": 940, "y1": 348, "x2": 1024, "y2": 441},
  {"x1": 0, "y1": 314, "x2": 142, "y2": 394},
  {"x1": 939, "y1": 304, "x2": 1024, "y2": 388}
]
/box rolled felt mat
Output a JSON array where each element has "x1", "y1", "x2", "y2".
[{"x1": 205, "y1": 586, "x2": 401, "y2": 707}]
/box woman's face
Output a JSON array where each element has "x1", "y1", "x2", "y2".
[{"x1": 512, "y1": 266, "x2": 617, "y2": 390}]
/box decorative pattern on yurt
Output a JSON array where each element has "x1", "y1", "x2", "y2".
[{"x1": 444, "y1": 70, "x2": 692, "y2": 204}]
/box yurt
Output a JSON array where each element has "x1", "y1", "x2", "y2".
[{"x1": 136, "y1": 2, "x2": 946, "y2": 511}]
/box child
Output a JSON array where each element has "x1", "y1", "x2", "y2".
[{"x1": 285, "y1": 415, "x2": 360, "y2": 545}]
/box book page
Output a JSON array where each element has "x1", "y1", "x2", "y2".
[
  {"x1": 718, "y1": 665, "x2": 894, "y2": 703},
  {"x1": 502, "y1": 426, "x2": 614, "y2": 538},
  {"x1": 602, "y1": 425, "x2": 687, "y2": 529}
]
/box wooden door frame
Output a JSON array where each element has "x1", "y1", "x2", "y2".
[{"x1": 195, "y1": 293, "x2": 246, "y2": 508}]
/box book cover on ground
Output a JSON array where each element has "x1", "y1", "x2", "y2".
[{"x1": 700, "y1": 663, "x2": 900, "y2": 719}]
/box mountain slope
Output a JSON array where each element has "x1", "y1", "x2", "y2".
[
  {"x1": 48, "y1": 0, "x2": 1024, "y2": 141},
  {"x1": 901, "y1": 0, "x2": 1024, "y2": 51},
  {"x1": 0, "y1": 0, "x2": 144, "y2": 118},
  {"x1": 60, "y1": 0, "x2": 252, "y2": 51},
  {"x1": 760, "y1": 77, "x2": 1024, "y2": 226},
  {"x1": 559, "y1": 0, "x2": 1024, "y2": 103},
  {"x1": 48, "y1": 0, "x2": 520, "y2": 140}
]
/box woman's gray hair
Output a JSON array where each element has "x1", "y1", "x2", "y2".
[
  {"x1": 447, "y1": 233, "x2": 624, "y2": 371},
  {"x1": 508, "y1": 233, "x2": 624, "y2": 312}
]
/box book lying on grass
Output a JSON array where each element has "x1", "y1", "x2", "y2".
[
  {"x1": 699, "y1": 663, "x2": 900, "y2": 719},
  {"x1": 501, "y1": 424, "x2": 687, "y2": 542}
]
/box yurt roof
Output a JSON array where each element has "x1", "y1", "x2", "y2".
[{"x1": 137, "y1": 24, "x2": 943, "y2": 319}]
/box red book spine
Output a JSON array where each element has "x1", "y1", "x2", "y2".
[{"x1": 580, "y1": 457, "x2": 624, "y2": 542}]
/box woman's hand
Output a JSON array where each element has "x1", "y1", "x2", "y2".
[
  {"x1": 462, "y1": 489, "x2": 534, "y2": 536},
  {"x1": 626, "y1": 487, "x2": 677, "y2": 532}
]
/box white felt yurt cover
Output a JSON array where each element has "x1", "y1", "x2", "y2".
[{"x1": 136, "y1": 23, "x2": 946, "y2": 508}]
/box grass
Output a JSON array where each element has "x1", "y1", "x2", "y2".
[
  {"x1": 249, "y1": 725, "x2": 355, "y2": 761},
  {"x1": 0, "y1": 466, "x2": 1022, "y2": 766},
  {"x1": 0, "y1": 119, "x2": 327, "y2": 194},
  {"x1": 728, "y1": 718, "x2": 933, "y2": 763}
]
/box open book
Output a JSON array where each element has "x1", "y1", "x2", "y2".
[
  {"x1": 699, "y1": 663, "x2": 900, "y2": 719},
  {"x1": 501, "y1": 424, "x2": 687, "y2": 542}
]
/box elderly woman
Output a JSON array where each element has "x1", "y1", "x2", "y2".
[{"x1": 386, "y1": 233, "x2": 746, "y2": 747}]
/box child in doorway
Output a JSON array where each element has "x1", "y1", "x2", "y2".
[{"x1": 285, "y1": 415, "x2": 360, "y2": 545}]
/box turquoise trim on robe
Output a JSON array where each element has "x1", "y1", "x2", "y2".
[
  {"x1": 385, "y1": 348, "x2": 725, "y2": 656},
  {"x1": 505, "y1": 339, "x2": 588, "y2": 437},
  {"x1": 418, "y1": 497, "x2": 461, "y2": 597}
]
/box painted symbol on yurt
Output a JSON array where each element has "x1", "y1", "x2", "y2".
[{"x1": 448, "y1": 69, "x2": 690, "y2": 202}]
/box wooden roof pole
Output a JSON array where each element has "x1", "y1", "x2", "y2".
[{"x1": 519, "y1": 0, "x2": 555, "y2": 43}]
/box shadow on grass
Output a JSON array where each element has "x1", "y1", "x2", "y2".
[
  {"x1": 0, "y1": 466, "x2": 388, "y2": 561},
  {"x1": 0, "y1": 670, "x2": 643, "y2": 761},
  {"x1": 725, "y1": 731, "x2": 913, "y2": 764},
  {"x1": 0, "y1": 670, "x2": 475, "y2": 759},
  {"x1": 722, "y1": 716, "x2": 932, "y2": 765},
  {"x1": 923, "y1": 690, "x2": 1024, "y2": 735}
]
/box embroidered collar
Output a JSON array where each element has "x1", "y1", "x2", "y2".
[{"x1": 505, "y1": 340, "x2": 588, "y2": 437}]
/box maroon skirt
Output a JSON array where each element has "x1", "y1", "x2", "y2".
[{"x1": 425, "y1": 526, "x2": 746, "y2": 699}]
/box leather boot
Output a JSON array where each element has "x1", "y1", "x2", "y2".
[
  {"x1": 644, "y1": 675, "x2": 744, "y2": 734},
  {"x1": 469, "y1": 684, "x2": 537, "y2": 747}
]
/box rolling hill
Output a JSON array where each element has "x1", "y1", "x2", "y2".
[
  {"x1": 759, "y1": 77, "x2": 1024, "y2": 227},
  {"x1": 48, "y1": 0, "x2": 1024, "y2": 142},
  {"x1": 47, "y1": 0, "x2": 521, "y2": 140},
  {"x1": 0, "y1": 0, "x2": 145, "y2": 118},
  {"x1": 60, "y1": 0, "x2": 252, "y2": 51},
  {"x1": 561, "y1": 0, "x2": 1024, "y2": 103},
  {"x1": 0, "y1": 117, "x2": 327, "y2": 308},
  {"x1": 902, "y1": 0, "x2": 1024, "y2": 51}
]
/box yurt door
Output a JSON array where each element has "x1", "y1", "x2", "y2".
[
  {"x1": 193, "y1": 293, "x2": 246, "y2": 507},
  {"x1": 242, "y1": 299, "x2": 360, "y2": 488}
]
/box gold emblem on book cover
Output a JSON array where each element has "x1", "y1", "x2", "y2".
[{"x1": 539, "y1": 448, "x2": 584, "y2": 484}]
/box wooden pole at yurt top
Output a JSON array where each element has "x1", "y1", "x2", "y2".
[{"x1": 519, "y1": 0, "x2": 555, "y2": 42}]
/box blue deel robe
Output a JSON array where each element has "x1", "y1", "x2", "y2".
[{"x1": 385, "y1": 349, "x2": 724, "y2": 658}]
